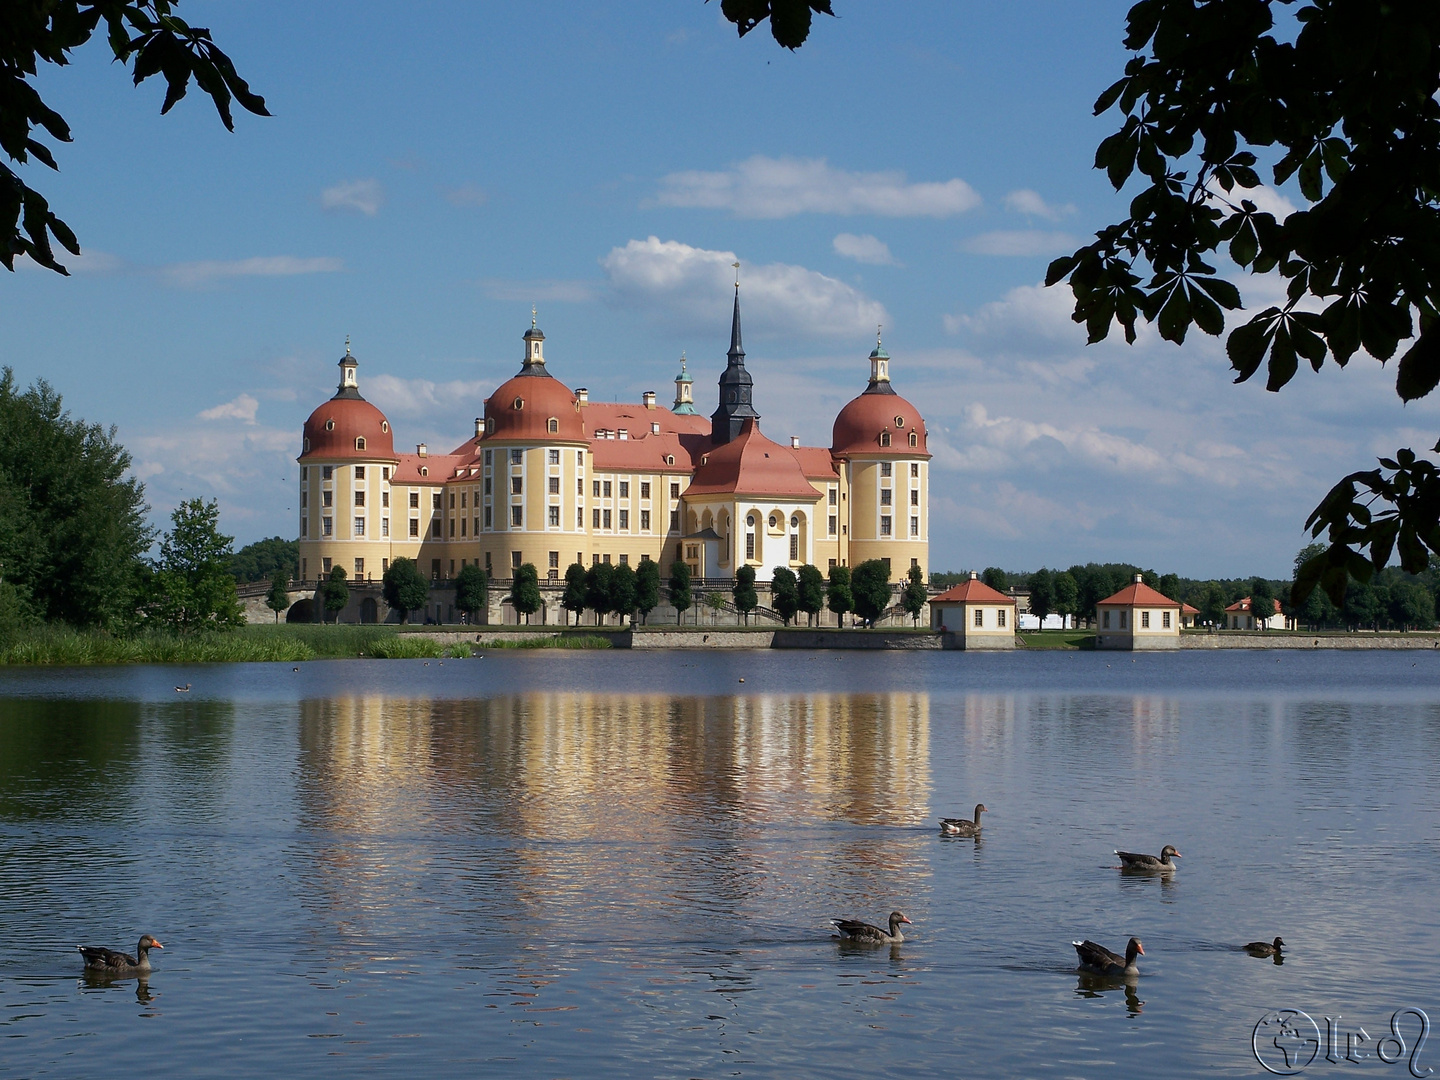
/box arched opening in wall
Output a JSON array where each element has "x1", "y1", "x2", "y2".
[
  {"x1": 286, "y1": 598, "x2": 316, "y2": 623},
  {"x1": 745, "y1": 513, "x2": 758, "y2": 562},
  {"x1": 790, "y1": 513, "x2": 805, "y2": 563},
  {"x1": 360, "y1": 597, "x2": 378, "y2": 623},
  {"x1": 717, "y1": 509, "x2": 731, "y2": 563},
  {"x1": 687, "y1": 509, "x2": 699, "y2": 533},
  {"x1": 700, "y1": 509, "x2": 713, "y2": 531}
]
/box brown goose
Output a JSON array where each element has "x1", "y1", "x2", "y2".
[
  {"x1": 939, "y1": 804, "x2": 987, "y2": 836},
  {"x1": 831, "y1": 912, "x2": 912, "y2": 944},
  {"x1": 1116, "y1": 845, "x2": 1180, "y2": 871},
  {"x1": 78, "y1": 935, "x2": 163, "y2": 973},
  {"x1": 1245, "y1": 936, "x2": 1285, "y2": 957},
  {"x1": 1074, "y1": 937, "x2": 1143, "y2": 976}
]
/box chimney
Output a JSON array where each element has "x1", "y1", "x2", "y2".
[
  {"x1": 474, "y1": 417, "x2": 483, "y2": 438},
  {"x1": 1134, "y1": 573, "x2": 1143, "y2": 583},
  {"x1": 576, "y1": 387, "x2": 589, "y2": 405},
  {"x1": 790, "y1": 435, "x2": 800, "y2": 449},
  {"x1": 643, "y1": 390, "x2": 656, "y2": 409},
  {"x1": 417, "y1": 443, "x2": 428, "y2": 457},
  {"x1": 618, "y1": 428, "x2": 628, "y2": 441},
  {"x1": 969, "y1": 571, "x2": 978, "y2": 580}
]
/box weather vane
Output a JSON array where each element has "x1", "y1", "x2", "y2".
[
  {"x1": 345, "y1": 334, "x2": 351, "y2": 355},
  {"x1": 877, "y1": 323, "x2": 883, "y2": 347},
  {"x1": 680, "y1": 350, "x2": 687, "y2": 374},
  {"x1": 531, "y1": 305, "x2": 537, "y2": 329}
]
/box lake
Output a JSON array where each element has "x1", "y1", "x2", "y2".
[{"x1": 2, "y1": 650, "x2": 1438, "y2": 1078}]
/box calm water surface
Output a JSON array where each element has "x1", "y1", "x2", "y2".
[{"x1": 2, "y1": 650, "x2": 1438, "y2": 1078}]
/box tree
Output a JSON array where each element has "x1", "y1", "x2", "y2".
[
  {"x1": 454, "y1": 564, "x2": 488, "y2": 624},
  {"x1": 229, "y1": 536, "x2": 297, "y2": 583},
  {"x1": 264, "y1": 571, "x2": 288, "y2": 623},
  {"x1": 981, "y1": 567, "x2": 1008, "y2": 592},
  {"x1": 609, "y1": 562, "x2": 637, "y2": 625},
  {"x1": 1028, "y1": 568, "x2": 1054, "y2": 627},
  {"x1": 4, "y1": 2, "x2": 269, "y2": 275},
  {"x1": 901, "y1": 564, "x2": 927, "y2": 626},
  {"x1": 1053, "y1": 570, "x2": 1079, "y2": 628},
  {"x1": 151, "y1": 497, "x2": 243, "y2": 631},
  {"x1": 634, "y1": 559, "x2": 661, "y2": 624},
  {"x1": 669, "y1": 560, "x2": 692, "y2": 624},
  {"x1": 1200, "y1": 580, "x2": 1228, "y2": 628},
  {"x1": 851, "y1": 560, "x2": 892, "y2": 627},
  {"x1": 511, "y1": 563, "x2": 541, "y2": 625},
  {"x1": 703, "y1": 590, "x2": 727, "y2": 624},
  {"x1": 771, "y1": 567, "x2": 799, "y2": 626},
  {"x1": 796, "y1": 564, "x2": 825, "y2": 626},
  {"x1": 827, "y1": 564, "x2": 853, "y2": 628},
  {"x1": 1249, "y1": 577, "x2": 1275, "y2": 631},
  {"x1": 1158, "y1": 573, "x2": 1181, "y2": 603},
  {"x1": 563, "y1": 561, "x2": 589, "y2": 625},
  {"x1": 382, "y1": 557, "x2": 428, "y2": 624},
  {"x1": 733, "y1": 564, "x2": 758, "y2": 624},
  {"x1": 586, "y1": 561, "x2": 613, "y2": 626},
  {"x1": 319, "y1": 566, "x2": 349, "y2": 624},
  {"x1": 1391, "y1": 580, "x2": 1436, "y2": 630},
  {"x1": 0, "y1": 370, "x2": 153, "y2": 627}
]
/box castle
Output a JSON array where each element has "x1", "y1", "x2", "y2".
[{"x1": 296, "y1": 285, "x2": 930, "y2": 600}]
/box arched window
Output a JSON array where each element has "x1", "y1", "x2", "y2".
[
  {"x1": 909, "y1": 431, "x2": 918, "y2": 447},
  {"x1": 355, "y1": 437, "x2": 366, "y2": 451},
  {"x1": 665, "y1": 454, "x2": 675, "y2": 465},
  {"x1": 420, "y1": 466, "x2": 428, "y2": 477},
  {"x1": 381, "y1": 421, "x2": 389, "y2": 433},
  {"x1": 325, "y1": 419, "x2": 335, "y2": 431},
  {"x1": 547, "y1": 417, "x2": 558, "y2": 433},
  {"x1": 303, "y1": 437, "x2": 311, "y2": 453},
  {"x1": 879, "y1": 431, "x2": 891, "y2": 447},
  {"x1": 513, "y1": 397, "x2": 524, "y2": 410},
  {"x1": 486, "y1": 417, "x2": 495, "y2": 434}
]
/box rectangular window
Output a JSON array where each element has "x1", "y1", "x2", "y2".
[
  {"x1": 485, "y1": 552, "x2": 492, "y2": 573},
  {"x1": 593, "y1": 480, "x2": 601, "y2": 498},
  {"x1": 548, "y1": 506, "x2": 560, "y2": 527},
  {"x1": 593, "y1": 508, "x2": 601, "y2": 528},
  {"x1": 485, "y1": 449, "x2": 493, "y2": 466},
  {"x1": 323, "y1": 517, "x2": 333, "y2": 536},
  {"x1": 511, "y1": 506, "x2": 523, "y2": 527},
  {"x1": 302, "y1": 466, "x2": 308, "y2": 481},
  {"x1": 484, "y1": 477, "x2": 492, "y2": 496},
  {"x1": 548, "y1": 449, "x2": 560, "y2": 465},
  {"x1": 382, "y1": 517, "x2": 389, "y2": 537},
  {"x1": 746, "y1": 532, "x2": 755, "y2": 559},
  {"x1": 381, "y1": 490, "x2": 389, "y2": 508},
  {"x1": 789, "y1": 533, "x2": 798, "y2": 560},
  {"x1": 640, "y1": 510, "x2": 650, "y2": 531},
  {"x1": 640, "y1": 482, "x2": 650, "y2": 500},
  {"x1": 1103, "y1": 610, "x2": 1111, "y2": 628},
  {"x1": 549, "y1": 551, "x2": 560, "y2": 568},
  {"x1": 910, "y1": 489, "x2": 919, "y2": 506},
  {"x1": 432, "y1": 493, "x2": 442, "y2": 510},
  {"x1": 880, "y1": 516, "x2": 892, "y2": 536},
  {"x1": 910, "y1": 517, "x2": 919, "y2": 537},
  {"x1": 382, "y1": 467, "x2": 390, "y2": 481},
  {"x1": 511, "y1": 551, "x2": 522, "y2": 569},
  {"x1": 577, "y1": 477, "x2": 584, "y2": 495},
  {"x1": 354, "y1": 558, "x2": 364, "y2": 578},
  {"x1": 603, "y1": 481, "x2": 612, "y2": 497},
  {"x1": 432, "y1": 559, "x2": 441, "y2": 580},
  {"x1": 998, "y1": 609, "x2": 1007, "y2": 628},
  {"x1": 619, "y1": 481, "x2": 629, "y2": 498},
  {"x1": 602, "y1": 509, "x2": 612, "y2": 529},
  {"x1": 449, "y1": 492, "x2": 455, "y2": 510},
  {"x1": 974, "y1": 608, "x2": 984, "y2": 627},
  {"x1": 484, "y1": 506, "x2": 492, "y2": 528},
  {"x1": 1163, "y1": 610, "x2": 1172, "y2": 629},
  {"x1": 449, "y1": 519, "x2": 455, "y2": 537},
  {"x1": 323, "y1": 557, "x2": 332, "y2": 573},
  {"x1": 354, "y1": 491, "x2": 365, "y2": 506},
  {"x1": 670, "y1": 482, "x2": 680, "y2": 499},
  {"x1": 473, "y1": 517, "x2": 479, "y2": 536},
  {"x1": 410, "y1": 491, "x2": 420, "y2": 508},
  {"x1": 432, "y1": 519, "x2": 442, "y2": 538},
  {"x1": 301, "y1": 518, "x2": 308, "y2": 537},
  {"x1": 511, "y1": 476, "x2": 522, "y2": 495},
  {"x1": 548, "y1": 476, "x2": 560, "y2": 494},
  {"x1": 510, "y1": 449, "x2": 523, "y2": 465},
  {"x1": 409, "y1": 518, "x2": 419, "y2": 537},
  {"x1": 354, "y1": 466, "x2": 365, "y2": 480},
  {"x1": 577, "y1": 508, "x2": 584, "y2": 528},
  {"x1": 881, "y1": 489, "x2": 892, "y2": 506},
  {"x1": 1120, "y1": 611, "x2": 1128, "y2": 629},
  {"x1": 1141, "y1": 610, "x2": 1151, "y2": 629},
  {"x1": 577, "y1": 451, "x2": 585, "y2": 466},
  {"x1": 322, "y1": 490, "x2": 333, "y2": 508},
  {"x1": 618, "y1": 510, "x2": 629, "y2": 529},
  {"x1": 461, "y1": 492, "x2": 467, "y2": 509},
  {"x1": 881, "y1": 462, "x2": 892, "y2": 477},
  {"x1": 619, "y1": 554, "x2": 629, "y2": 565},
  {"x1": 829, "y1": 488, "x2": 837, "y2": 506},
  {"x1": 828, "y1": 515, "x2": 837, "y2": 535},
  {"x1": 382, "y1": 558, "x2": 389, "y2": 573},
  {"x1": 670, "y1": 509, "x2": 680, "y2": 531},
  {"x1": 911, "y1": 463, "x2": 919, "y2": 477},
  {"x1": 323, "y1": 466, "x2": 333, "y2": 480},
  {"x1": 301, "y1": 490, "x2": 308, "y2": 508},
  {"x1": 460, "y1": 518, "x2": 467, "y2": 537}
]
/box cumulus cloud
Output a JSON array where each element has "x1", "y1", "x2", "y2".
[
  {"x1": 198, "y1": 394, "x2": 260, "y2": 424},
  {"x1": 321, "y1": 178, "x2": 384, "y2": 215},
  {"x1": 161, "y1": 255, "x2": 344, "y2": 288},
  {"x1": 1204, "y1": 179, "x2": 1298, "y2": 219},
  {"x1": 1003, "y1": 189, "x2": 1076, "y2": 221},
  {"x1": 832, "y1": 233, "x2": 900, "y2": 266},
  {"x1": 601, "y1": 236, "x2": 887, "y2": 338},
  {"x1": 960, "y1": 230, "x2": 1077, "y2": 257},
  {"x1": 944, "y1": 282, "x2": 1084, "y2": 345},
  {"x1": 365, "y1": 374, "x2": 492, "y2": 419},
  {"x1": 654, "y1": 156, "x2": 981, "y2": 218}
]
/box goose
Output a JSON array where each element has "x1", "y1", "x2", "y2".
[
  {"x1": 78, "y1": 935, "x2": 163, "y2": 973},
  {"x1": 939, "y1": 804, "x2": 988, "y2": 837},
  {"x1": 1245, "y1": 936, "x2": 1285, "y2": 957},
  {"x1": 174, "y1": 684, "x2": 190, "y2": 693},
  {"x1": 1074, "y1": 937, "x2": 1143, "y2": 976},
  {"x1": 831, "y1": 912, "x2": 911, "y2": 944},
  {"x1": 1116, "y1": 845, "x2": 1181, "y2": 871}
]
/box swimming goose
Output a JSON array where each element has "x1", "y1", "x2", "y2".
[
  {"x1": 939, "y1": 804, "x2": 987, "y2": 836},
  {"x1": 78, "y1": 935, "x2": 163, "y2": 973},
  {"x1": 1074, "y1": 937, "x2": 1143, "y2": 976},
  {"x1": 831, "y1": 912, "x2": 911, "y2": 944},
  {"x1": 1245, "y1": 936, "x2": 1285, "y2": 957},
  {"x1": 1116, "y1": 845, "x2": 1180, "y2": 871},
  {"x1": 174, "y1": 684, "x2": 190, "y2": 693}
]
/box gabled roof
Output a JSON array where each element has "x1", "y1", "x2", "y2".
[
  {"x1": 932, "y1": 575, "x2": 1015, "y2": 605},
  {"x1": 1097, "y1": 578, "x2": 1180, "y2": 607},
  {"x1": 1224, "y1": 596, "x2": 1283, "y2": 614},
  {"x1": 792, "y1": 446, "x2": 840, "y2": 480},
  {"x1": 684, "y1": 418, "x2": 822, "y2": 500},
  {"x1": 1182, "y1": 603, "x2": 1200, "y2": 615},
  {"x1": 391, "y1": 452, "x2": 462, "y2": 484}
]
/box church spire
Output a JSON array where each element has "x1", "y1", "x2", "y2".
[
  {"x1": 727, "y1": 262, "x2": 744, "y2": 365},
  {"x1": 711, "y1": 265, "x2": 760, "y2": 444}
]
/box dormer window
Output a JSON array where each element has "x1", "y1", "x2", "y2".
[
  {"x1": 909, "y1": 431, "x2": 919, "y2": 447},
  {"x1": 879, "y1": 431, "x2": 892, "y2": 447},
  {"x1": 486, "y1": 417, "x2": 495, "y2": 434},
  {"x1": 894, "y1": 416, "x2": 905, "y2": 428},
  {"x1": 547, "y1": 417, "x2": 558, "y2": 433},
  {"x1": 325, "y1": 419, "x2": 335, "y2": 431},
  {"x1": 303, "y1": 438, "x2": 311, "y2": 453},
  {"x1": 665, "y1": 454, "x2": 675, "y2": 466},
  {"x1": 381, "y1": 421, "x2": 389, "y2": 433},
  {"x1": 355, "y1": 437, "x2": 366, "y2": 451},
  {"x1": 420, "y1": 466, "x2": 428, "y2": 477}
]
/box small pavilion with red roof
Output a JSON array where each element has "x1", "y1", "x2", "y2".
[
  {"x1": 929, "y1": 572, "x2": 1017, "y2": 649},
  {"x1": 1095, "y1": 575, "x2": 1182, "y2": 650}
]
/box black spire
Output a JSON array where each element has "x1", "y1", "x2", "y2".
[{"x1": 711, "y1": 280, "x2": 760, "y2": 445}]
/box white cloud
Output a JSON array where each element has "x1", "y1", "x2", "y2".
[
  {"x1": 655, "y1": 156, "x2": 981, "y2": 219},
  {"x1": 944, "y1": 282, "x2": 1084, "y2": 344},
  {"x1": 198, "y1": 394, "x2": 260, "y2": 424},
  {"x1": 1204, "y1": 179, "x2": 1298, "y2": 219},
  {"x1": 478, "y1": 278, "x2": 597, "y2": 303},
  {"x1": 365, "y1": 374, "x2": 492, "y2": 419},
  {"x1": 832, "y1": 233, "x2": 900, "y2": 266},
  {"x1": 444, "y1": 183, "x2": 487, "y2": 207},
  {"x1": 601, "y1": 236, "x2": 887, "y2": 338},
  {"x1": 321, "y1": 178, "x2": 384, "y2": 215},
  {"x1": 161, "y1": 255, "x2": 344, "y2": 288},
  {"x1": 1003, "y1": 189, "x2": 1076, "y2": 221},
  {"x1": 960, "y1": 230, "x2": 1077, "y2": 257}
]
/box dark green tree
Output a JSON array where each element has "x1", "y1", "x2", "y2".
[
  {"x1": 1053, "y1": 570, "x2": 1079, "y2": 628},
  {"x1": 382, "y1": 557, "x2": 428, "y2": 623},
  {"x1": 511, "y1": 563, "x2": 541, "y2": 625},
  {"x1": 1293, "y1": 543, "x2": 1341, "y2": 628},
  {"x1": 1158, "y1": 573, "x2": 1181, "y2": 603},
  {"x1": 1028, "y1": 568, "x2": 1054, "y2": 627},
  {"x1": 1200, "y1": 580, "x2": 1229, "y2": 628},
  {"x1": 901, "y1": 564, "x2": 927, "y2": 626},
  {"x1": 152, "y1": 497, "x2": 243, "y2": 631},
  {"x1": 1344, "y1": 579, "x2": 1385, "y2": 630},
  {"x1": 733, "y1": 564, "x2": 758, "y2": 625},
  {"x1": 586, "y1": 561, "x2": 614, "y2": 626},
  {"x1": 454, "y1": 564, "x2": 488, "y2": 624},
  {"x1": 771, "y1": 567, "x2": 799, "y2": 626},
  {"x1": 264, "y1": 570, "x2": 288, "y2": 623},
  {"x1": 1391, "y1": 580, "x2": 1436, "y2": 630},
  {"x1": 634, "y1": 558, "x2": 661, "y2": 624},
  {"x1": 981, "y1": 567, "x2": 1008, "y2": 592},
  {"x1": 851, "y1": 560, "x2": 893, "y2": 627},
  {"x1": 562, "y1": 562, "x2": 588, "y2": 625},
  {"x1": 230, "y1": 536, "x2": 297, "y2": 583},
  {"x1": 796, "y1": 564, "x2": 825, "y2": 626},
  {"x1": 0, "y1": 370, "x2": 153, "y2": 627},
  {"x1": 4, "y1": 1, "x2": 269, "y2": 274},
  {"x1": 319, "y1": 566, "x2": 349, "y2": 623},
  {"x1": 609, "y1": 562, "x2": 637, "y2": 625},
  {"x1": 827, "y1": 564, "x2": 853, "y2": 628},
  {"x1": 1249, "y1": 577, "x2": 1275, "y2": 631},
  {"x1": 669, "y1": 560, "x2": 692, "y2": 624}
]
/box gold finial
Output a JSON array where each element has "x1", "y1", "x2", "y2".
[
  {"x1": 732, "y1": 261, "x2": 740, "y2": 289},
  {"x1": 345, "y1": 334, "x2": 351, "y2": 356},
  {"x1": 531, "y1": 305, "x2": 537, "y2": 329}
]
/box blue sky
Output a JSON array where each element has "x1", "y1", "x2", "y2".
[{"x1": 8, "y1": 1, "x2": 1433, "y2": 578}]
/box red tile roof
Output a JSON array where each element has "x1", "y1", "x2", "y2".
[
  {"x1": 1097, "y1": 580, "x2": 1180, "y2": 607},
  {"x1": 391, "y1": 452, "x2": 462, "y2": 484},
  {"x1": 1182, "y1": 603, "x2": 1200, "y2": 615},
  {"x1": 1224, "y1": 597, "x2": 1283, "y2": 614},
  {"x1": 792, "y1": 446, "x2": 840, "y2": 480},
  {"x1": 684, "y1": 419, "x2": 822, "y2": 500},
  {"x1": 931, "y1": 575, "x2": 1016, "y2": 605}
]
